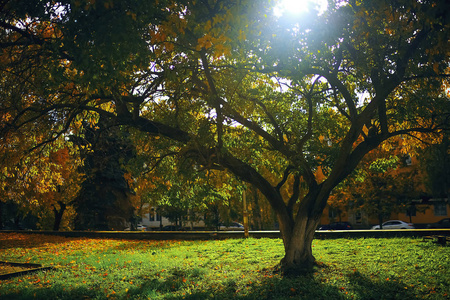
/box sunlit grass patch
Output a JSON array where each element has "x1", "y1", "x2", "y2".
[{"x1": 0, "y1": 233, "x2": 449, "y2": 299}]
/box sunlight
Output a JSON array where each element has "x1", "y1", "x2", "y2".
[{"x1": 274, "y1": 0, "x2": 328, "y2": 17}]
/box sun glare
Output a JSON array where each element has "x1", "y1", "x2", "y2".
[{"x1": 274, "y1": 0, "x2": 328, "y2": 17}]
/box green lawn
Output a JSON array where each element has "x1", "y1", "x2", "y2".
[{"x1": 0, "y1": 232, "x2": 449, "y2": 299}]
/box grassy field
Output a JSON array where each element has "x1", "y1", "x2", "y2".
[{"x1": 0, "y1": 233, "x2": 449, "y2": 299}]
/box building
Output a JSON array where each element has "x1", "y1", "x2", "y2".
[{"x1": 321, "y1": 198, "x2": 449, "y2": 229}]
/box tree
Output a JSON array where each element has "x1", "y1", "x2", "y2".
[
  {"x1": 39, "y1": 147, "x2": 82, "y2": 231},
  {"x1": 0, "y1": 133, "x2": 81, "y2": 230},
  {"x1": 333, "y1": 135, "x2": 427, "y2": 228},
  {"x1": 1, "y1": 0, "x2": 449, "y2": 274},
  {"x1": 420, "y1": 133, "x2": 450, "y2": 200},
  {"x1": 353, "y1": 154, "x2": 411, "y2": 228},
  {"x1": 72, "y1": 117, "x2": 136, "y2": 230}
]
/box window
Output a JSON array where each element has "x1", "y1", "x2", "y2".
[
  {"x1": 329, "y1": 207, "x2": 340, "y2": 218},
  {"x1": 149, "y1": 208, "x2": 155, "y2": 221},
  {"x1": 403, "y1": 154, "x2": 412, "y2": 166},
  {"x1": 434, "y1": 202, "x2": 448, "y2": 216},
  {"x1": 355, "y1": 211, "x2": 362, "y2": 224}
]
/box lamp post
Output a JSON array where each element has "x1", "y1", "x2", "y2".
[{"x1": 243, "y1": 190, "x2": 249, "y2": 238}]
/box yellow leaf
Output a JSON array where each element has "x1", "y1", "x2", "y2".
[
  {"x1": 433, "y1": 62, "x2": 439, "y2": 74},
  {"x1": 205, "y1": 20, "x2": 212, "y2": 32}
]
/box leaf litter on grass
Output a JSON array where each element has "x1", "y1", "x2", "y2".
[{"x1": 0, "y1": 233, "x2": 449, "y2": 299}]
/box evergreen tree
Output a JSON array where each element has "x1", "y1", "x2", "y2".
[{"x1": 74, "y1": 117, "x2": 135, "y2": 230}]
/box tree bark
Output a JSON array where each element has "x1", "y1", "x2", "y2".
[
  {"x1": 280, "y1": 216, "x2": 320, "y2": 274},
  {"x1": 276, "y1": 187, "x2": 327, "y2": 274}
]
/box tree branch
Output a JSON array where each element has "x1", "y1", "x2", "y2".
[
  {"x1": 237, "y1": 92, "x2": 284, "y2": 142},
  {"x1": 275, "y1": 165, "x2": 294, "y2": 192},
  {"x1": 287, "y1": 173, "x2": 301, "y2": 215},
  {"x1": 199, "y1": 49, "x2": 224, "y2": 149}
]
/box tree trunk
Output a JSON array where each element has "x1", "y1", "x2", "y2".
[
  {"x1": 251, "y1": 187, "x2": 262, "y2": 230},
  {"x1": 275, "y1": 186, "x2": 329, "y2": 275},
  {"x1": 0, "y1": 201, "x2": 3, "y2": 230},
  {"x1": 277, "y1": 208, "x2": 322, "y2": 274},
  {"x1": 53, "y1": 202, "x2": 66, "y2": 231},
  {"x1": 378, "y1": 213, "x2": 383, "y2": 229},
  {"x1": 280, "y1": 219, "x2": 319, "y2": 273}
]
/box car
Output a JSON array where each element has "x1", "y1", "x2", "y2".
[
  {"x1": 426, "y1": 218, "x2": 450, "y2": 229},
  {"x1": 124, "y1": 224, "x2": 147, "y2": 231},
  {"x1": 218, "y1": 222, "x2": 244, "y2": 231},
  {"x1": 371, "y1": 220, "x2": 415, "y2": 230},
  {"x1": 318, "y1": 222, "x2": 353, "y2": 230},
  {"x1": 160, "y1": 225, "x2": 185, "y2": 231}
]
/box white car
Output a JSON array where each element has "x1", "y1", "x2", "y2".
[
  {"x1": 124, "y1": 224, "x2": 147, "y2": 231},
  {"x1": 371, "y1": 220, "x2": 415, "y2": 230},
  {"x1": 219, "y1": 222, "x2": 244, "y2": 231}
]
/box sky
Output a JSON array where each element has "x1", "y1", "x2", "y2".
[{"x1": 273, "y1": 0, "x2": 328, "y2": 17}]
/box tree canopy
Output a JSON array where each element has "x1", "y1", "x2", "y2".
[{"x1": 1, "y1": 0, "x2": 449, "y2": 273}]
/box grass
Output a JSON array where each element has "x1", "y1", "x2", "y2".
[{"x1": 0, "y1": 233, "x2": 449, "y2": 299}]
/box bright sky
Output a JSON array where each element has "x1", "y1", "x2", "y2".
[{"x1": 274, "y1": 0, "x2": 328, "y2": 17}]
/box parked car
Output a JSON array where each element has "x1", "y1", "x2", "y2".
[
  {"x1": 160, "y1": 225, "x2": 185, "y2": 231},
  {"x1": 218, "y1": 222, "x2": 244, "y2": 231},
  {"x1": 318, "y1": 222, "x2": 353, "y2": 230},
  {"x1": 426, "y1": 218, "x2": 450, "y2": 229},
  {"x1": 371, "y1": 220, "x2": 415, "y2": 230},
  {"x1": 124, "y1": 224, "x2": 147, "y2": 231}
]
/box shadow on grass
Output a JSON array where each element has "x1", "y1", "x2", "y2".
[
  {"x1": 0, "y1": 260, "x2": 421, "y2": 300},
  {"x1": 124, "y1": 267, "x2": 419, "y2": 300},
  {"x1": 0, "y1": 268, "x2": 420, "y2": 300},
  {"x1": 345, "y1": 270, "x2": 418, "y2": 299}
]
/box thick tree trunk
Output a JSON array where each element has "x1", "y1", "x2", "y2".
[
  {"x1": 281, "y1": 226, "x2": 317, "y2": 271},
  {"x1": 278, "y1": 211, "x2": 322, "y2": 274},
  {"x1": 276, "y1": 186, "x2": 329, "y2": 274}
]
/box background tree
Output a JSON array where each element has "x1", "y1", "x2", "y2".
[
  {"x1": 36, "y1": 147, "x2": 82, "y2": 231},
  {"x1": 333, "y1": 135, "x2": 429, "y2": 228},
  {"x1": 72, "y1": 117, "x2": 135, "y2": 230},
  {"x1": 0, "y1": 133, "x2": 80, "y2": 230},
  {"x1": 420, "y1": 133, "x2": 450, "y2": 200}
]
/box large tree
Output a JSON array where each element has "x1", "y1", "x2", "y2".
[
  {"x1": 1, "y1": 0, "x2": 449, "y2": 274},
  {"x1": 72, "y1": 117, "x2": 136, "y2": 230}
]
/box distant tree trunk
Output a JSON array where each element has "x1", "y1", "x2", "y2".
[
  {"x1": 251, "y1": 187, "x2": 262, "y2": 230},
  {"x1": 0, "y1": 202, "x2": 3, "y2": 229},
  {"x1": 53, "y1": 202, "x2": 67, "y2": 231},
  {"x1": 378, "y1": 213, "x2": 384, "y2": 229},
  {"x1": 14, "y1": 215, "x2": 20, "y2": 229}
]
